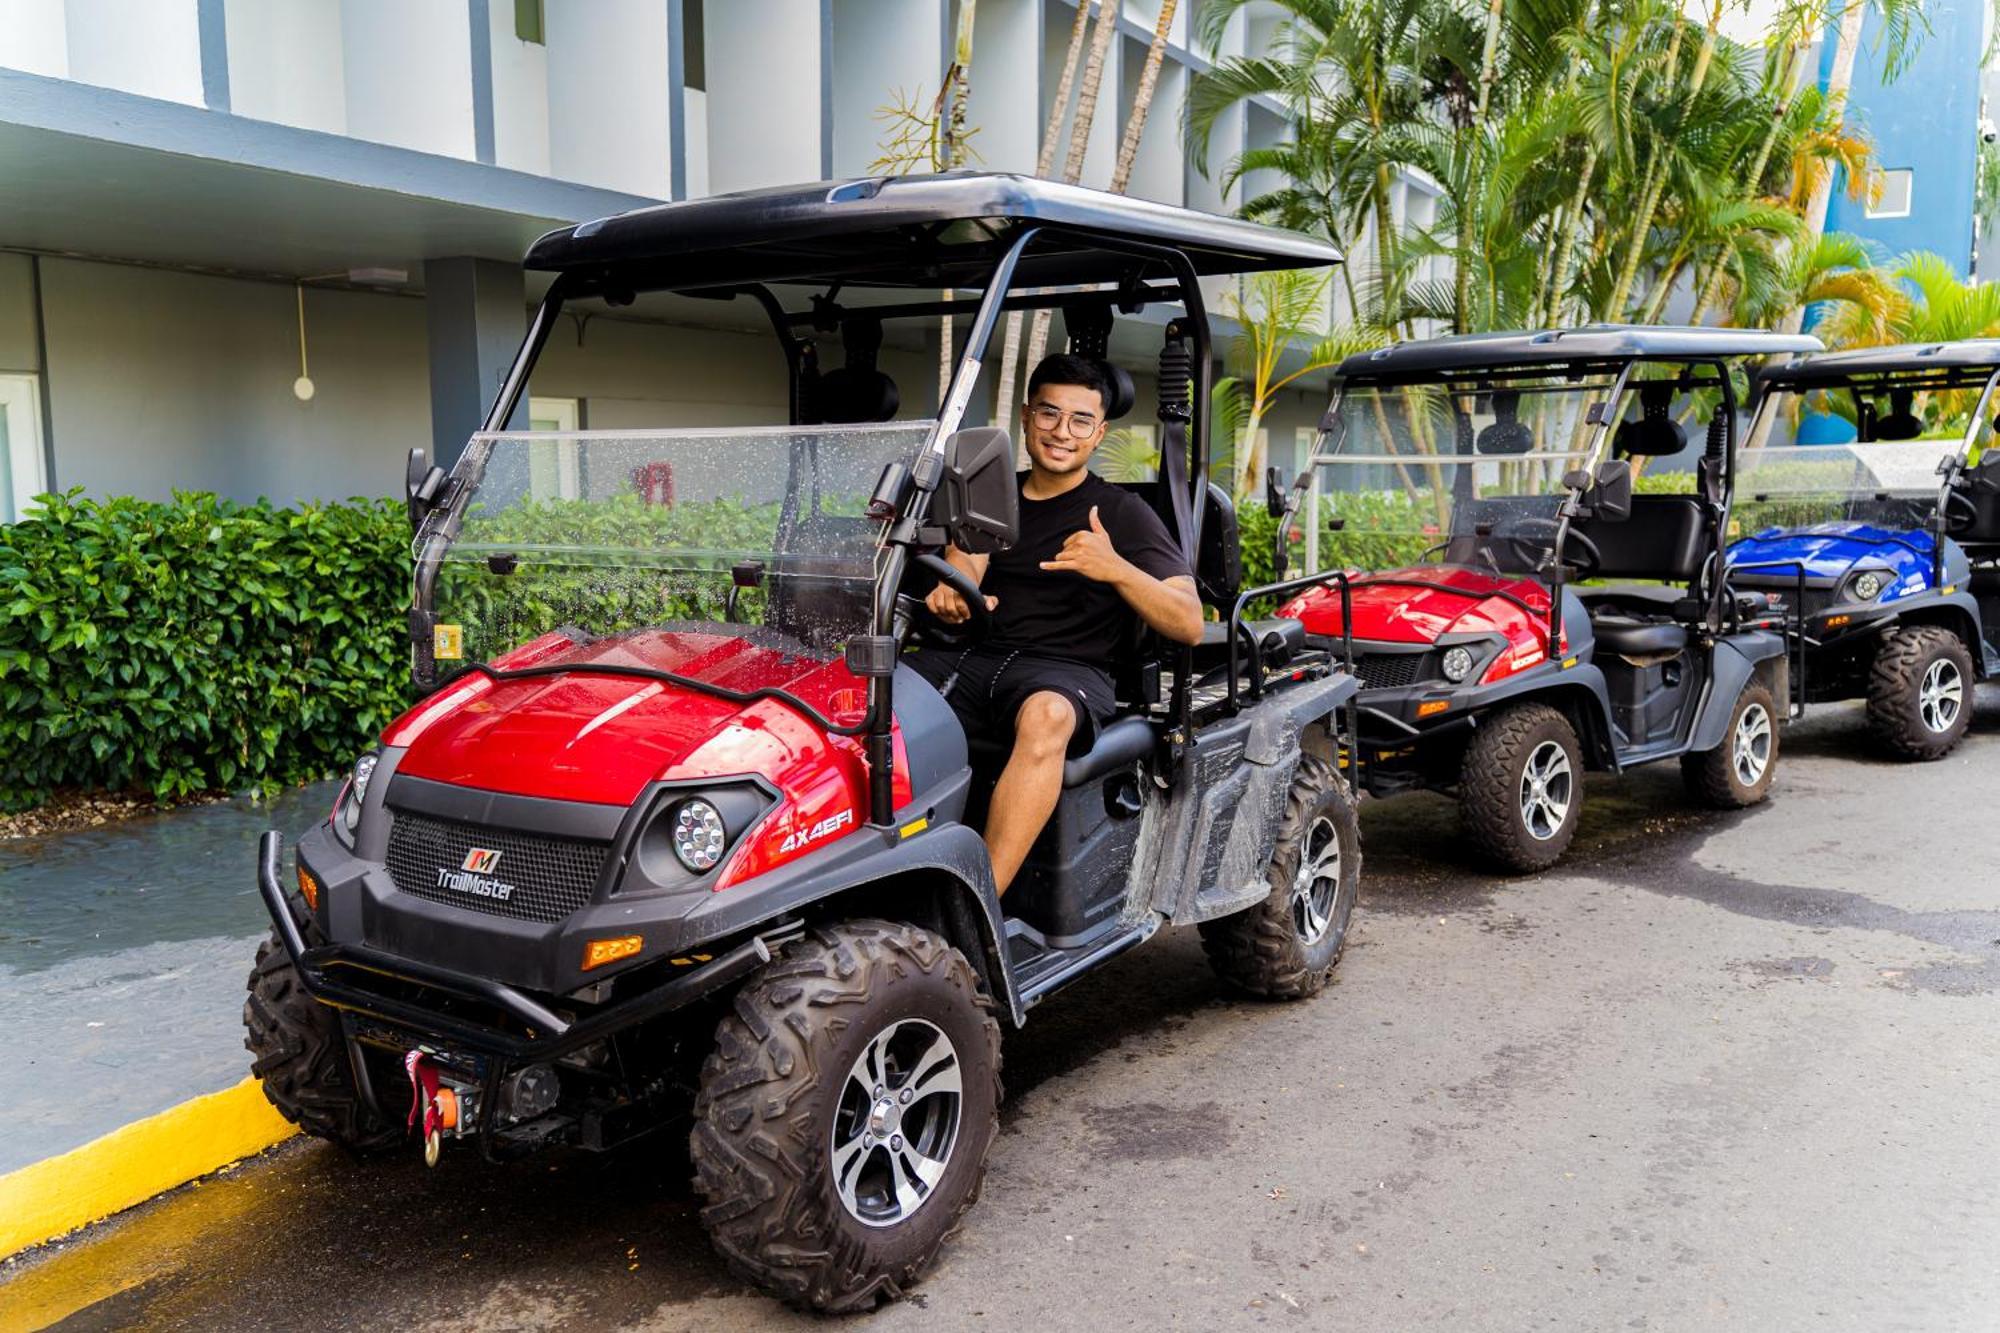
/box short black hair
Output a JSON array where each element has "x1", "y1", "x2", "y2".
[{"x1": 1026, "y1": 353, "x2": 1112, "y2": 417}]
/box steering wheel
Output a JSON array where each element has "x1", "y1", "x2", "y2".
[
  {"x1": 1496, "y1": 516, "x2": 1603, "y2": 580},
  {"x1": 909, "y1": 551, "x2": 994, "y2": 647}
]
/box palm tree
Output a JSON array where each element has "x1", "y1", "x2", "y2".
[
  {"x1": 1731, "y1": 231, "x2": 1905, "y2": 343},
  {"x1": 1217, "y1": 269, "x2": 1383, "y2": 497}
]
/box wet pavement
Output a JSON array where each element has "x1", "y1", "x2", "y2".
[
  {"x1": 5, "y1": 700, "x2": 1999, "y2": 1331},
  {"x1": 0, "y1": 783, "x2": 338, "y2": 1172}
]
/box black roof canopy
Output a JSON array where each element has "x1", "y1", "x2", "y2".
[
  {"x1": 1336, "y1": 325, "x2": 1824, "y2": 380},
  {"x1": 525, "y1": 172, "x2": 1342, "y2": 296},
  {"x1": 1758, "y1": 340, "x2": 2000, "y2": 390}
]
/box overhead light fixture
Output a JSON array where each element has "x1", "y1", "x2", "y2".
[
  {"x1": 346, "y1": 267, "x2": 409, "y2": 286},
  {"x1": 293, "y1": 284, "x2": 315, "y2": 402}
]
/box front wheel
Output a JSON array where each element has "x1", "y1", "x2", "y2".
[
  {"x1": 242, "y1": 902, "x2": 400, "y2": 1153},
  {"x1": 1867, "y1": 626, "x2": 1974, "y2": 761},
  {"x1": 1458, "y1": 703, "x2": 1584, "y2": 873},
  {"x1": 1682, "y1": 678, "x2": 1779, "y2": 808},
  {"x1": 691, "y1": 920, "x2": 1002, "y2": 1313},
  {"x1": 1200, "y1": 754, "x2": 1361, "y2": 1000}
]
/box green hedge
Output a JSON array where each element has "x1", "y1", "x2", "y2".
[
  {"x1": 0, "y1": 490, "x2": 410, "y2": 810},
  {"x1": 436, "y1": 494, "x2": 787, "y2": 664}
]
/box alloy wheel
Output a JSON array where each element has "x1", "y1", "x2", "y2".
[
  {"x1": 1290, "y1": 814, "x2": 1344, "y2": 945},
  {"x1": 1518, "y1": 740, "x2": 1573, "y2": 842},
  {"x1": 830, "y1": 1018, "x2": 963, "y2": 1228},
  {"x1": 1732, "y1": 702, "x2": 1773, "y2": 787},
  {"x1": 1919, "y1": 658, "x2": 1965, "y2": 734}
]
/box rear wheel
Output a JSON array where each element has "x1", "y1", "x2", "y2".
[
  {"x1": 1867, "y1": 626, "x2": 1974, "y2": 761},
  {"x1": 691, "y1": 920, "x2": 1001, "y2": 1313},
  {"x1": 242, "y1": 903, "x2": 399, "y2": 1153},
  {"x1": 1458, "y1": 703, "x2": 1583, "y2": 873},
  {"x1": 1200, "y1": 754, "x2": 1360, "y2": 1000},
  {"x1": 1682, "y1": 679, "x2": 1778, "y2": 808}
]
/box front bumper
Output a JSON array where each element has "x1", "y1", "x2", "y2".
[{"x1": 257, "y1": 831, "x2": 770, "y2": 1062}]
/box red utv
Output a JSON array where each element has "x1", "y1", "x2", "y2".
[
  {"x1": 245, "y1": 174, "x2": 1364, "y2": 1312},
  {"x1": 1270, "y1": 327, "x2": 1820, "y2": 871}
]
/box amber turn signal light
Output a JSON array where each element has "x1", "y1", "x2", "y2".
[
  {"x1": 1416, "y1": 699, "x2": 1450, "y2": 718},
  {"x1": 296, "y1": 863, "x2": 321, "y2": 912},
  {"x1": 583, "y1": 935, "x2": 643, "y2": 971}
]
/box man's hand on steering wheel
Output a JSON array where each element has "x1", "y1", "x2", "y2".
[
  {"x1": 911, "y1": 551, "x2": 996, "y2": 646},
  {"x1": 924, "y1": 577, "x2": 997, "y2": 625}
]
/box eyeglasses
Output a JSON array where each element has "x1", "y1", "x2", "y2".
[{"x1": 1029, "y1": 403, "x2": 1103, "y2": 437}]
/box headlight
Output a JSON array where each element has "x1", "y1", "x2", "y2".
[
  {"x1": 1441, "y1": 646, "x2": 1476, "y2": 682},
  {"x1": 672, "y1": 799, "x2": 727, "y2": 872},
  {"x1": 342, "y1": 753, "x2": 378, "y2": 834},
  {"x1": 1849, "y1": 571, "x2": 1886, "y2": 601}
]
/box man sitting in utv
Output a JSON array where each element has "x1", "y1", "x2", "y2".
[{"x1": 909, "y1": 354, "x2": 1205, "y2": 895}]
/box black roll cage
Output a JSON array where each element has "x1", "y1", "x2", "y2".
[
  {"x1": 1283, "y1": 355, "x2": 1745, "y2": 657},
  {"x1": 1748, "y1": 362, "x2": 2000, "y2": 590},
  {"x1": 409, "y1": 222, "x2": 1234, "y2": 828}
]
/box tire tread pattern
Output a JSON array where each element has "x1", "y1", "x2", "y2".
[
  {"x1": 689, "y1": 919, "x2": 1001, "y2": 1314},
  {"x1": 1866, "y1": 625, "x2": 1974, "y2": 761},
  {"x1": 1458, "y1": 703, "x2": 1581, "y2": 872},
  {"x1": 1680, "y1": 679, "x2": 1778, "y2": 808},
  {"x1": 1199, "y1": 754, "x2": 1359, "y2": 1000},
  {"x1": 241, "y1": 904, "x2": 400, "y2": 1152}
]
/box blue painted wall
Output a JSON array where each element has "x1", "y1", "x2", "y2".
[{"x1": 1821, "y1": 0, "x2": 1985, "y2": 273}]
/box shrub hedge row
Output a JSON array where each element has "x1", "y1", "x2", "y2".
[{"x1": 0, "y1": 490, "x2": 410, "y2": 810}]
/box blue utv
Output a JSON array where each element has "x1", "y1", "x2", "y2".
[{"x1": 1727, "y1": 342, "x2": 2000, "y2": 760}]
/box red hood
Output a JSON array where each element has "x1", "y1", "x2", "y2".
[
  {"x1": 389, "y1": 631, "x2": 888, "y2": 809},
  {"x1": 1278, "y1": 566, "x2": 1552, "y2": 645}
]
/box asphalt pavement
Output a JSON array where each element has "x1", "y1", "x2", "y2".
[
  {"x1": 5, "y1": 696, "x2": 1998, "y2": 1332},
  {"x1": 0, "y1": 782, "x2": 340, "y2": 1172}
]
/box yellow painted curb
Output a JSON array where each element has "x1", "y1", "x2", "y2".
[{"x1": 0, "y1": 1077, "x2": 296, "y2": 1261}]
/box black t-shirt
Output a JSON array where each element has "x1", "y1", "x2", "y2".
[{"x1": 981, "y1": 471, "x2": 1191, "y2": 665}]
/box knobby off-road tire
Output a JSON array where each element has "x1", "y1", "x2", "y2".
[
  {"x1": 1458, "y1": 703, "x2": 1584, "y2": 873},
  {"x1": 1681, "y1": 679, "x2": 1779, "y2": 808},
  {"x1": 243, "y1": 903, "x2": 400, "y2": 1153},
  {"x1": 1200, "y1": 754, "x2": 1360, "y2": 1000},
  {"x1": 1867, "y1": 625, "x2": 1975, "y2": 761},
  {"x1": 691, "y1": 920, "x2": 1002, "y2": 1314}
]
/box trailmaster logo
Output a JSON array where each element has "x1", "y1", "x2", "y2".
[{"x1": 436, "y1": 847, "x2": 516, "y2": 901}]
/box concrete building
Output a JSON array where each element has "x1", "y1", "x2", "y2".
[
  {"x1": 0, "y1": 0, "x2": 1350, "y2": 522},
  {"x1": 1821, "y1": 0, "x2": 1991, "y2": 275}
]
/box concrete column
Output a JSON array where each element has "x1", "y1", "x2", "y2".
[
  {"x1": 703, "y1": 0, "x2": 823, "y2": 194},
  {"x1": 425, "y1": 257, "x2": 525, "y2": 468},
  {"x1": 545, "y1": 0, "x2": 673, "y2": 198}
]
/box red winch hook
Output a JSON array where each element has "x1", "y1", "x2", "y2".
[{"x1": 404, "y1": 1050, "x2": 459, "y2": 1166}]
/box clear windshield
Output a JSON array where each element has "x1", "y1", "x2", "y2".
[
  {"x1": 1309, "y1": 382, "x2": 1604, "y2": 574},
  {"x1": 418, "y1": 423, "x2": 932, "y2": 684},
  {"x1": 1733, "y1": 440, "x2": 1959, "y2": 535}
]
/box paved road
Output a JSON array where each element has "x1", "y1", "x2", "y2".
[
  {"x1": 6, "y1": 698, "x2": 1999, "y2": 1332},
  {"x1": 0, "y1": 782, "x2": 338, "y2": 1171}
]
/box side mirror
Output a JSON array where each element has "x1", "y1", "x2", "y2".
[
  {"x1": 406, "y1": 447, "x2": 447, "y2": 534},
  {"x1": 1265, "y1": 466, "x2": 1287, "y2": 518},
  {"x1": 1590, "y1": 458, "x2": 1634, "y2": 522},
  {"x1": 934, "y1": 427, "x2": 1018, "y2": 554}
]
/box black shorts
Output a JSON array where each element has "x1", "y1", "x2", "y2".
[{"x1": 904, "y1": 646, "x2": 1116, "y2": 756}]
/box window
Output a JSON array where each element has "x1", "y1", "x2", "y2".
[
  {"x1": 0, "y1": 374, "x2": 46, "y2": 523},
  {"x1": 1868, "y1": 168, "x2": 1913, "y2": 219},
  {"x1": 514, "y1": 0, "x2": 544, "y2": 45},
  {"x1": 527, "y1": 396, "x2": 581, "y2": 499},
  {"x1": 681, "y1": 0, "x2": 705, "y2": 91}
]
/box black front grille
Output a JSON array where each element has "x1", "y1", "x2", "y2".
[
  {"x1": 1735, "y1": 579, "x2": 1832, "y2": 619},
  {"x1": 1353, "y1": 651, "x2": 1430, "y2": 690},
  {"x1": 385, "y1": 811, "x2": 608, "y2": 924}
]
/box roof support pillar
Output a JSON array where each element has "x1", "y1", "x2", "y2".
[{"x1": 425, "y1": 256, "x2": 525, "y2": 468}]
